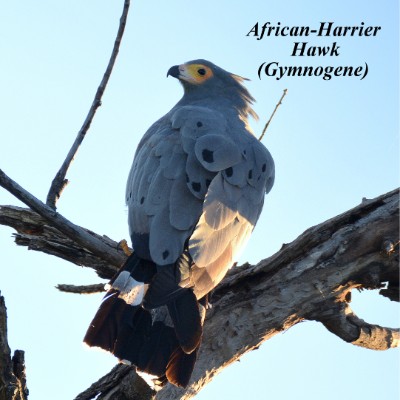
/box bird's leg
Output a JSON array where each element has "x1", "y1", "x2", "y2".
[{"x1": 118, "y1": 239, "x2": 132, "y2": 256}]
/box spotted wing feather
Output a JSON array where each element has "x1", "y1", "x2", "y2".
[{"x1": 188, "y1": 136, "x2": 274, "y2": 298}]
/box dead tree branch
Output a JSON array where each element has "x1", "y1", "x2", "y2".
[
  {"x1": 46, "y1": 0, "x2": 131, "y2": 209},
  {"x1": 0, "y1": 170, "x2": 126, "y2": 273},
  {"x1": 320, "y1": 301, "x2": 399, "y2": 350},
  {"x1": 1, "y1": 177, "x2": 398, "y2": 398},
  {"x1": 0, "y1": 294, "x2": 28, "y2": 400},
  {"x1": 259, "y1": 88, "x2": 287, "y2": 141},
  {"x1": 0, "y1": 204, "x2": 122, "y2": 279},
  {"x1": 74, "y1": 365, "x2": 155, "y2": 400},
  {"x1": 56, "y1": 283, "x2": 106, "y2": 294},
  {"x1": 153, "y1": 188, "x2": 399, "y2": 400}
]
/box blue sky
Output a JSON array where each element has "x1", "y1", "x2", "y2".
[{"x1": 0, "y1": 1, "x2": 398, "y2": 399}]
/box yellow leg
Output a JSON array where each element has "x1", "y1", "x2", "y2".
[{"x1": 118, "y1": 239, "x2": 132, "y2": 256}]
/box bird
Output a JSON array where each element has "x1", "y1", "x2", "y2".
[{"x1": 83, "y1": 59, "x2": 275, "y2": 388}]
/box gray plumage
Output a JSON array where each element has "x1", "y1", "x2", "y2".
[
  {"x1": 126, "y1": 59, "x2": 275, "y2": 296},
  {"x1": 85, "y1": 60, "x2": 275, "y2": 388}
]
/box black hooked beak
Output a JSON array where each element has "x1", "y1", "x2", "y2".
[{"x1": 167, "y1": 65, "x2": 180, "y2": 78}]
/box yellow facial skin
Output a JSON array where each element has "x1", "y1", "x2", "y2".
[{"x1": 178, "y1": 63, "x2": 214, "y2": 84}]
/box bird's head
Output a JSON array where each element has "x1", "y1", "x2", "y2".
[{"x1": 167, "y1": 59, "x2": 258, "y2": 121}]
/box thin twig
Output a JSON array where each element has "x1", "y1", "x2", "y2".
[
  {"x1": 259, "y1": 88, "x2": 287, "y2": 141},
  {"x1": 46, "y1": 0, "x2": 131, "y2": 209},
  {"x1": 56, "y1": 283, "x2": 106, "y2": 294}
]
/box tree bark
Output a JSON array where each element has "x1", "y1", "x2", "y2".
[
  {"x1": 0, "y1": 187, "x2": 398, "y2": 399},
  {"x1": 155, "y1": 188, "x2": 400, "y2": 400},
  {"x1": 0, "y1": 205, "x2": 120, "y2": 280},
  {"x1": 0, "y1": 294, "x2": 28, "y2": 400}
]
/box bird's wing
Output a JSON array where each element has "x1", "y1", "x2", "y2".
[
  {"x1": 171, "y1": 106, "x2": 275, "y2": 298},
  {"x1": 126, "y1": 118, "x2": 203, "y2": 265},
  {"x1": 126, "y1": 105, "x2": 274, "y2": 297},
  {"x1": 126, "y1": 105, "x2": 241, "y2": 267}
]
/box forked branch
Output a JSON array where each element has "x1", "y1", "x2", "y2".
[
  {"x1": 1, "y1": 175, "x2": 398, "y2": 399},
  {"x1": 0, "y1": 169, "x2": 126, "y2": 270}
]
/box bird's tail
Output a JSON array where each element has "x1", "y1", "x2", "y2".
[{"x1": 83, "y1": 253, "x2": 204, "y2": 387}]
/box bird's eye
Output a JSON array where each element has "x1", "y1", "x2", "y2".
[{"x1": 198, "y1": 68, "x2": 206, "y2": 76}]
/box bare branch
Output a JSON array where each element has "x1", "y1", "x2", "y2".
[
  {"x1": 0, "y1": 205, "x2": 121, "y2": 279},
  {"x1": 74, "y1": 365, "x2": 155, "y2": 400},
  {"x1": 39, "y1": 188, "x2": 396, "y2": 399},
  {"x1": 259, "y1": 88, "x2": 287, "y2": 141},
  {"x1": 1, "y1": 157, "x2": 398, "y2": 398},
  {"x1": 46, "y1": 0, "x2": 131, "y2": 209},
  {"x1": 155, "y1": 188, "x2": 399, "y2": 399},
  {"x1": 0, "y1": 170, "x2": 126, "y2": 270},
  {"x1": 0, "y1": 205, "x2": 124, "y2": 279},
  {"x1": 0, "y1": 294, "x2": 28, "y2": 400},
  {"x1": 56, "y1": 283, "x2": 106, "y2": 294},
  {"x1": 10, "y1": 351, "x2": 27, "y2": 400},
  {"x1": 319, "y1": 301, "x2": 399, "y2": 350}
]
